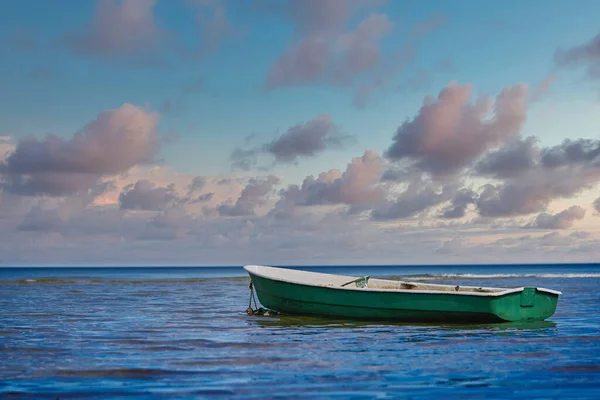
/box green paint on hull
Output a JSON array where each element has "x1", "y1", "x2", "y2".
[{"x1": 248, "y1": 273, "x2": 559, "y2": 323}]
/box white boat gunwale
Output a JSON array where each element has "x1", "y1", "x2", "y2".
[{"x1": 243, "y1": 265, "x2": 562, "y2": 297}]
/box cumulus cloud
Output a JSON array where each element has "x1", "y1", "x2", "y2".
[
  {"x1": 218, "y1": 175, "x2": 280, "y2": 216},
  {"x1": 385, "y1": 82, "x2": 529, "y2": 176},
  {"x1": 472, "y1": 137, "x2": 600, "y2": 217},
  {"x1": 474, "y1": 136, "x2": 538, "y2": 179},
  {"x1": 61, "y1": 0, "x2": 233, "y2": 64},
  {"x1": 231, "y1": 114, "x2": 353, "y2": 170},
  {"x1": 62, "y1": 0, "x2": 165, "y2": 62},
  {"x1": 119, "y1": 180, "x2": 180, "y2": 211},
  {"x1": 540, "y1": 138, "x2": 600, "y2": 168},
  {"x1": 265, "y1": 0, "x2": 393, "y2": 89},
  {"x1": 526, "y1": 206, "x2": 586, "y2": 230},
  {"x1": 273, "y1": 150, "x2": 384, "y2": 217},
  {"x1": 438, "y1": 188, "x2": 477, "y2": 219},
  {"x1": 371, "y1": 180, "x2": 455, "y2": 221},
  {"x1": 0, "y1": 104, "x2": 160, "y2": 196},
  {"x1": 555, "y1": 32, "x2": 600, "y2": 81}
]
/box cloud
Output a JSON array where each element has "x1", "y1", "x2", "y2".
[
  {"x1": 531, "y1": 74, "x2": 557, "y2": 102},
  {"x1": 438, "y1": 188, "x2": 477, "y2": 219},
  {"x1": 218, "y1": 175, "x2": 281, "y2": 216},
  {"x1": 332, "y1": 13, "x2": 394, "y2": 85},
  {"x1": 385, "y1": 82, "x2": 529, "y2": 177},
  {"x1": 0, "y1": 104, "x2": 160, "y2": 196},
  {"x1": 474, "y1": 136, "x2": 538, "y2": 179},
  {"x1": 594, "y1": 197, "x2": 600, "y2": 213},
  {"x1": 265, "y1": 1, "x2": 393, "y2": 89},
  {"x1": 186, "y1": 176, "x2": 206, "y2": 195},
  {"x1": 273, "y1": 150, "x2": 384, "y2": 218},
  {"x1": 371, "y1": 179, "x2": 455, "y2": 221},
  {"x1": 231, "y1": 114, "x2": 353, "y2": 170},
  {"x1": 476, "y1": 161, "x2": 600, "y2": 218},
  {"x1": 119, "y1": 180, "x2": 180, "y2": 211},
  {"x1": 60, "y1": 0, "x2": 234, "y2": 65},
  {"x1": 526, "y1": 206, "x2": 586, "y2": 230},
  {"x1": 0, "y1": 136, "x2": 14, "y2": 161},
  {"x1": 186, "y1": 0, "x2": 235, "y2": 58},
  {"x1": 62, "y1": 0, "x2": 166, "y2": 63},
  {"x1": 540, "y1": 138, "x2": 600, "y2": 168},
  {"x1": 555, "y1": 32, "x2": 600, "y2": 80}
]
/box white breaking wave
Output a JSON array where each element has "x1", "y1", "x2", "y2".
[{"x1": 409, "y1": 273, "x2": 600, "y2": 280}]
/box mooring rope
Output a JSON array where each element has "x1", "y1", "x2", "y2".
[{"x1": 246, "y1": 282, "x2": 278, "y2": 316}]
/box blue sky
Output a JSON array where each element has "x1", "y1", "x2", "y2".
[{"x1": 1, "y1": 0, "x2": 600, "y2": 265}]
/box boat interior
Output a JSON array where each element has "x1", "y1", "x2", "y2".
[{"x1": 244, "y1": 265, "x2": 507, "y2": 294}]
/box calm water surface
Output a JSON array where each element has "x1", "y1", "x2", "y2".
[{"x1": 1, "y1": 264, "x2": 599, "y2": 399}]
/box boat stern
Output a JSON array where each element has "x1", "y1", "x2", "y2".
[{"x1": 491, "y1": 287, "x2": 561, "y2": 322}]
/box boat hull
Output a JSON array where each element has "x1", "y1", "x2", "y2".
[{"x1": 247, "y1": 272, "x2": 559, "y2": 323}]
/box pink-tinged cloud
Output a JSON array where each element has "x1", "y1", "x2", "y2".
[
  {"x1": 0, "y1": 104, "x2": 160, "y2": 196},
  {"x1": 62, "y1": 0, "x2": 164, "y2": 60},
  {"x1": 527, "y1": 206, "x2": 586, "y2": 230},
  {"x1": 385, "y1": 82, "x2": 529, "y2": 176},
  {"x1": 273, "y1": 150, "x2": 384, "y2": 217},
  {"x1": 334, "y1": 13, "x2": 393, "y2": 84},
  {"x1": 265, "y1": 36, "x2": 332, "y2": 89},
  {"x1": 218, "y1": 175, "x2": 281, "y2": 216},
  {"x1": 531, "y1": 74, "x2": 557, "y2": 102},
  {"x1": 266, "y1": 1, "x2": 392, "y2": 89},
  {"x1": 119, "y1": 180, "x2": 180, "y2": 211}
]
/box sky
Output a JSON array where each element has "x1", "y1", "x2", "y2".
[{"x1": 1, "y1": 0, "x2": 600, "y2": 266}]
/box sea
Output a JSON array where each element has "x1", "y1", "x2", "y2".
[{"x1": 1, "y1": 263, "x2": 599, "y2": 399}]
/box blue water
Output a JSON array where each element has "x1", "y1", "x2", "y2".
[{"x1": 1, "y1": 264, "x2": 599, "y2": 399}]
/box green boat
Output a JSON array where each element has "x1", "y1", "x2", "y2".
[{"x1": 243, "y1": 265, "x2": 561, "y2": 323}]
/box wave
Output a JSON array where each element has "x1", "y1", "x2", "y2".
[
  {"x1": 403, "y1": 273, "x2": 600, "y2": 280},
  {"x1": 0, "y1": 277, "x2": 249, "y2": 285},
  {"x1": 1, "y1": 272, "x2": 599, "y2": 285}
]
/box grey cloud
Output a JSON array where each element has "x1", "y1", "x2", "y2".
[
  {"x1": 439, "y1": 188, "x2": 477, "y2": 219},
  {"x1": 119, "y1": 180, "x2": 180, "y2": 211},
  {"x1": 540, "y1": 138, "x2": 600, "y2": 168},
  {"x1": 474, "y1": 136, "x2": 538, "y2": 179},
  {"x1": 186, "y1": 176, "x2": 206, "y2": 195},
  {"x1": 273, "y1": 150, "x2": 384, "y2": 216},
  {"x1": 371, "y1": 181, "x2": 455, "y2": 221},
  {"x1": 527, "y1": 206, "x2": 586, "y2": 230},
  {"x1": 555, "y1": 32, "x2": 600, "y2": 80},
  {"x1": 61, "y1": 0, "x2": 167, "y2": 63},
  {"x1": 231, "y1": 114, "x2": 353, "y2": 170},
  {"x1": 218, "y1": 175, "x2": 280, "y2": 216},
  {"x1": 265, "y1": 1, "x2": 392, "y2": 89},
  {"x1": 18, "y1": 206, "x2": 64, "y2": 232},
  {"x1": 0, "y1": 104, "x2": 160, "y2": 196},
  {"x1": 476, "y1": 164, "x2": 600, "y2": 218},
  {"x1": 470, "y1": 135, "x2": 600, "y2": 218},
  {"x1": 385, "y1": 82, "x2": 528, "y2": 176},
  {"x1": 594, "y1": 197, "x2": 600, "y2": 213}
]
